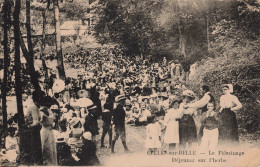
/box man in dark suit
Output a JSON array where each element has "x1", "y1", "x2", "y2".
[{"x1": 111, "y1": 95, "x2": 129, "y2": 153}]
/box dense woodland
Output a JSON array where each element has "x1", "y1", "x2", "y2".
[{"x1": 94, "y1": 0, "x2": 260, "y2": 142}]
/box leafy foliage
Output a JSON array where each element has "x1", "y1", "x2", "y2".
[{"x1": 188, "y1": 19, "x2": 260, "y2": 141}]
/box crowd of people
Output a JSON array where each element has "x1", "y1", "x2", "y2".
[{"x1": 0, "y1": 47, "x2": 243, "y2": 166}]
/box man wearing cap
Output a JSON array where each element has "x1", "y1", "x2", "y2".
[{"x1": 111, "y1": 95, "x2": 129, "y2": 153}]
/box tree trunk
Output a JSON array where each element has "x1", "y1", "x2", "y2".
[
  {"x1": 53, "y1": 0, "x2": 66, "y2": 80},
  {"x1": 25, "y1": 0, "x2": 42, "y2": 92},
  {"x1": 176, "y1": 0, "x2": 186, "y2": 59},
  {"x1": 40, "y1": 0, "x2": 50, "y2": 94},
  {"x1": 14, "y1": 0, "x2": 25, "y2": 133},
  {"x1": 206, "y1": 12, "x2": 210, "y2": 52},
  {"x1": 14, "y1": 0, "x2": 31, "y2": 165},
  {"x1": 1, "y1": 0, "x2": 12, "y2": 147},
  {"x1": 178, "y1": 25, "x2": 186, "y2": 59}
]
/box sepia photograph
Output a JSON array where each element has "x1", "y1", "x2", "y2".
[{"x1": 0, "y1": 0, "x2": 259, "y2": 166}]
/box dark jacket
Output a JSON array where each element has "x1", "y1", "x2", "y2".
[
  {"x1": 102, "y1": 110, "x2": 112, "y2": 124},
  {"x1": 112, "y1": 104, "x2": 126, "y2": 127},
  {"x1": 201, "y1": 112, "x2": 222, "y2": 130}
]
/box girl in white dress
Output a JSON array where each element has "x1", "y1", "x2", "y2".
[
  {"x1": 164, "y1": 99, "x2": 182, "y2": 150},
  {"x1": 145, "y1": 116, "x2": 161, "y2": 152}
]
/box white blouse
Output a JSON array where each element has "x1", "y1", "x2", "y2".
[{"x1": 220, "y1": 94, "x2": 242, "y2": 109}]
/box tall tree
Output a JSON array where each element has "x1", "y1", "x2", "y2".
[
  {"x1": 13, "y1": 0, "x2": 31, "y2": 165},
  {"x1": 53, "y1": 0, "x2": 66, "y2": 80},
  {"x1": 14, "y1": 0, "x2": 25, "y2": 132},
  {"x1": 40, "y1": 0, "x2": 50, "y2": 94},
  {"x1": 25, "y1": 0, "x2": 42, "y2": 92},
  {"x1": 1, "y1": 0, "x2": 12, "y2": 145}
]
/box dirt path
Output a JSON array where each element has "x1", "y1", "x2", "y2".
[{"x1": 95, "y1": 122, "x2": 147, "y2": 166}]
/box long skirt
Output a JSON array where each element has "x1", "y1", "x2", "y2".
[
  {"x1": 41, "y1": 128, "x2": 57, "y2": 166},
  {"x1": 179, "y1": 114, "x2": 197, "y2": 147},
  {"x1": 219, "y1": 108, "x2": 239, "y2": 145},
  {"x1": 30, "y1": 125, "x2": 43, "y2": 165},
  {"x1": 164, "y1": 120, "x2": 179, "y2": 144}
]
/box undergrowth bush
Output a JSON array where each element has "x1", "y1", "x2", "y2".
[{"x1": 187, "y1": 20, "x2": 260, "y2": 142}]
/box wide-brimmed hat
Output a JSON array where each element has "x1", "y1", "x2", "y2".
[
  {"x1": 74, "y1": 97, "x2": 93, "y2": 108},
  {"x1": 83, "y1": 132, "x2": 92, "y2": 140},
  {"x1": 115, "y1": 95, "x2": 126, "y2": 102},
  {"x1": 182, "y1": 90, "x2": 195, "y2": 98},
  {"x1": 86, "y1": 101, "x2": 97, "y2": 110}
]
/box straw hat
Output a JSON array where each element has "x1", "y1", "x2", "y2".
[
  {"x1": 182, "y1": 90, "x2": 195, "y2": 98},
  {"x1": 115, "y1": 95, "x2": 126, "y2": 102},
  {"x1": 83, "y1": 132, "x2": 92, "y2": 140}
]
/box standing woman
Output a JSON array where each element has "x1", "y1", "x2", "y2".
[
  {"x1": 39, "y1": 96, "x2": 58, "y2": 166},
  {"x1": 219, "y1": 84, "x2": 242, "y2": 145},
  {"x1": 179, "y1": 90, "x2": 197, "y2": 148}
]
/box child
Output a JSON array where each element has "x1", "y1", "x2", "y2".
[
  {"x1": 100, "y1": 103, "x2": 112, "y2": 148},
  {"x1": 76, "y1": 132, "x2": 100, "y2": 166},
  {"x1": 136, "y1": 107, "x2": 151, "y2": 126},
  {"x1": 126, "y1": 106, "x2": 140, "y2": 124},
  {"x1": 68, "y1": 117, "x2": 84, "y2": 148},
  {"x1": 200, "y1": 102, "x2": 221, "y2": 152},
  {"x1": 56, "y1": 114, "x2": 73, "y2": 163},
  {"x1": 164, "y1": 99, "x2": 182, "y2": 151},
  {"x1": 145, "y1": 115, "x2": 161, "y2": 153}
]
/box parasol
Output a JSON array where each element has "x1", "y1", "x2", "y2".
[{"x1": 74, "y1": 97, "x2": 93, "y2": 108}]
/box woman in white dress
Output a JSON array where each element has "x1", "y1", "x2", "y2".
[
  {"x1": 39, "y1": 97, "x2": 58, "y2": 166},
  {"x1": 164, "y1": 99, "x2": 182, "y2": 150}
]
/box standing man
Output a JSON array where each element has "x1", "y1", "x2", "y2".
[
  {"x1": 186, "y1": 85, "x2": 215, "y2": 142},
  {"x1": 186, "y1": 85, "x2": 215, "y2": 114},
  {"x1": 111, "y1": 95, "x2": 129, "y2": 153}
]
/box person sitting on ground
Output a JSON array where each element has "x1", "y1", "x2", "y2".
[
  {"x1": 55, "y1": 133, "x2": 76, "y2": 166},
  {"x1": 76, "y1": 132, "x2": 100, "y2": 166},
  {"x1": 68, "y1": 117, "x2": 84, "y2": 146},
  {"x1": 135, "y1": 106, "x2": 151, "y2": 126},
  {"x1": 126, "y1": 106, "x2": 140, "y2": 124}
]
